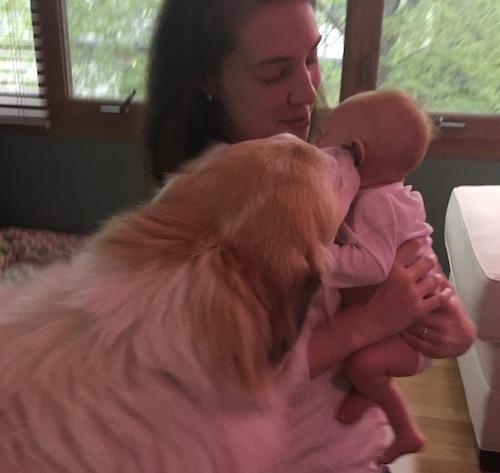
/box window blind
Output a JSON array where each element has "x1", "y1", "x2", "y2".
[{"x1": 0, "y1": 0, "x2": 49, "y2": 126}]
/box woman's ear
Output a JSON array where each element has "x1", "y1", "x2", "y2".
[
  {"x1": 197, "y1": 75, "x2": 217, "y2": 102},
  {"x1": 350, "y1": 138, "x2": 366, "y2": 168}
]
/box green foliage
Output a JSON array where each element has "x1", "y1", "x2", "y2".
[
  {"x1": 315, "y1": 0, "x2": 500, "y2": 113},
  {"x1": 1, "y1": 0, "x2": 40, "y2": 93},
  {"x1": 65, "y1": 0, "x2": 162, "y2": 101},
  {"x1": 319, "y1": 57, "x2": 342, "y2": 105},
  {"x1": 378, "y1": 0, "x2": 500, "y2": 113},
  {"x1": 66, "y1": 0, "x2": 348, "y2": 103},
  {"x1": 316, "y1": 0, "x2": 346, "y2": 105},
  {"x1": 5, "y1": 0, "x2": 500, "y2": 114}
]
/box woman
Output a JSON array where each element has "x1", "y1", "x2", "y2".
[{"x1": 143, "y1": 0, "x2": 475, "y2": 471}]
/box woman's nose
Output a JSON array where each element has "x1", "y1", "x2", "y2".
[{"x1": 288, "y1": 67, "x2": 318, "y2": 106}]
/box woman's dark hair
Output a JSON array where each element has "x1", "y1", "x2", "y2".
[{"x1": 143, "y1": 0, "x2": 315, "y2": 183}]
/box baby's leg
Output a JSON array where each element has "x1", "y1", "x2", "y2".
[
  {"x1": 336, "y1": 334, "x2": 420, "y2": 423},
  {"x1": 341, "y1": 335, "x2": 425, "y2": 464},
  {"x1": 376, "y1": 382, "x2": 424, "y2": 464}
]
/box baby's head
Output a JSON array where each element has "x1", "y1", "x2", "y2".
[{"x1": 317, "y1": 89, "x2": 435, "y2": 188}]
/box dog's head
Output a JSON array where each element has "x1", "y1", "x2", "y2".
[{"x1": 94, "y1": 134, "x2": 359, "y2": 394}]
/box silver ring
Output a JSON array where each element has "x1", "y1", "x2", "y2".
[{"x1": 421, "y1": 325, "x2": 429, "y2": 339}]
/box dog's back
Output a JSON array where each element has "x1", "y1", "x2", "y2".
[{"x1": 0, "y1": 255, "x2": 288, "y2": 472}]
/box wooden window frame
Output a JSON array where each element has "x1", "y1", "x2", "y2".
[
  {"x1": 339, "y1": 0, "x2": 500, "y2": 161},
  {"x1": 6, "y1": 0, "x2": 500, "y2": 159},
  {"x1": 36, "y1": 0, "x2": 143, "y2": 141}
]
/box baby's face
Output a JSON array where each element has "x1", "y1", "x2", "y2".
[{"x1": 317, "y1": 101, "x2": 411, "y2": 188}]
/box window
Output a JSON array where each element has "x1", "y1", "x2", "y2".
[
  {"x1": 65, "y1": 0, "x2": 161, "y2": 102},
  {"x1": 378, "y1": 0, "x2": 499, "y2": 115},
  {"x1": 31, "y1": 0, "x2": 162, "y2": 140},
  {"x1": 3, "y1": 0, "x2": 500, "y2": 159},
  {"x1": 0, "y1": 0, "x2": 48, "y2": 126},
  {"x1": 316, "y1": 0, "x2": 347, "y2": 106},
  {"x1": 317, "y1": 0, "x2": 500, "y2": 160}
]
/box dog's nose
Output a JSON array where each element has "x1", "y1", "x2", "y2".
[
  {"x1": 320, "y1": 146, "x2": 360, "y2": 220},
  {"x1": 321, "y1": 146, "x2": 358, "y2": 182},
  {"x1": 321, "y1": 144, "x2": 350, "y2": 159}
]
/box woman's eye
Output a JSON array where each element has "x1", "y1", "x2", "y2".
[{"x1": 260, "y1": 66, "x2": 290, "y2": 84}]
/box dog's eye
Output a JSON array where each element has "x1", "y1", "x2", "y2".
[
  {"x1": 296, "y1": 271, "x2": 321, "y2": 328},
  {"x1": 269, "y1": 341, "x2": 290, "y2": 367}
]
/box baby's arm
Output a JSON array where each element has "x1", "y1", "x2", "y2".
[
  {"x1": 328, "y1": 191, "x2": 399, "y2": 289},
  {"x1": 329, "y1": 230, "x2": 394, "y2": 288}
]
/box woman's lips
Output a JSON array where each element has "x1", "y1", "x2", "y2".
[{"x1": 282, "y1": 115, "x2": 311, "y2": 132}]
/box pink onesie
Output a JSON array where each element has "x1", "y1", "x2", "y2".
[
  {"x1": 330, "y1": 182, "x2": 432, "y2": 288},
  {"x1": 327, "y1": 181, "x2": 434, "y2": 373}
]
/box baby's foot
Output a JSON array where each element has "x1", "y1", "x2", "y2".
[
  {"x1": 378, "y1": 430, "x2": 425, "y2": 465},
  {"x1": 336, "y1": 392, "x2": 373, "y2": 424}
]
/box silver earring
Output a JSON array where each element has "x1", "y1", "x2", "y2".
[{"x1": 206, "y1": 92, "x2": 213, "y2": 102}]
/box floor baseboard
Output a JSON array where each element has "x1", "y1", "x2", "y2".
[{"x1": 480, "y1": 449, "x2": 500, "y2": 472}]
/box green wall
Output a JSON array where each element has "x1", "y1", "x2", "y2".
[
  {"x1": 0, "y1": 129, "x2": 146, "y2": 234},
  {"x1": 1, "y1": 128, "x2": 500, "y2": 271}
]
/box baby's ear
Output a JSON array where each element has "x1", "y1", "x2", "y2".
[{"x1": 350, "y1": 139, "x2": 366, "y2": 167}]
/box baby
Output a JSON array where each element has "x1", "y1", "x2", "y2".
[{"x1": 316, "y1": 89, "x2": 437, "y2": 465}]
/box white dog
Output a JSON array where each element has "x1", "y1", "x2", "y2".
[{"x1": 0, "y1": 134, "x2": 359, "y2": 473}]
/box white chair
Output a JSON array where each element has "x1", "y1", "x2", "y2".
[{"x1": 445, "y1": 185, "x2": 500, "y2": 472}]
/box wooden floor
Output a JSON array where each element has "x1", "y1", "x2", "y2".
[{"x1": 391, "y1": 358, "x2": 484, "y2": 473}]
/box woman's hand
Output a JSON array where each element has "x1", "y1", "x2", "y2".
[
  {"x1": 401, "y1": 283, "x2": 476, "y2": 358},
  {"x1": 308, "y1": 237, "x2": 449, "y2": 378},
  {"x1": 367, "y1": 237, "x2": 452, "y2": 337}
]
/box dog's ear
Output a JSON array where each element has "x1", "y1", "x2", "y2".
[
  {"x1": 183, "y1": 136, "x2": 344, "y2": 391},
  {"x1": 187, "y1": 239, "x2": 327, "y2": 396},
  {"x1": 266, "y1": 265, "x2": 322, "y2": 367},
  {"x1": 188, "y1": 243, "x2": 280, "y2": 394}
]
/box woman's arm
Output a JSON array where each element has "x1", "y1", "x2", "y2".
[{"x1": 308, "y1": 237, "x2": 450, "y2": 378}]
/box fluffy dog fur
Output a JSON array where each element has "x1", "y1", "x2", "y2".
[{"x1": 0, "y1": 134, "x2": 358, "y2": 473}]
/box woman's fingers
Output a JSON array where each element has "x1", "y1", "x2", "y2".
[
  {"x1": 407, "y1": 254, "x2": 438, "y2": 281},
  {"x1": 369, "y1": 238, "x2": 461, "y2": 341},
  {"x1": 395, "y1": 237, "x2": 428, "y2": 267},
  {"x1": 419, "y1": 287, "x2": 452, "y2": 314},
  {"x1": 385, "y1": 238, "x2": 476, "y2": 358},
  {"x1": 402, "y1": 318, "x2": 446, "y2": 357},
  {"x1": 415, "y1": 273, "x2": 449, "y2": 299},
  {"x1": 400, "y1": 330, "x2": 440, "y2": 358},
  {"x1": 403, "y1": 295, "x2": 477, "y2": 358}
]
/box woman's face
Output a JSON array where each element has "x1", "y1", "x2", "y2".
[{"x1": 212, "y1": 1, "x2": 321, "y2": 143}]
